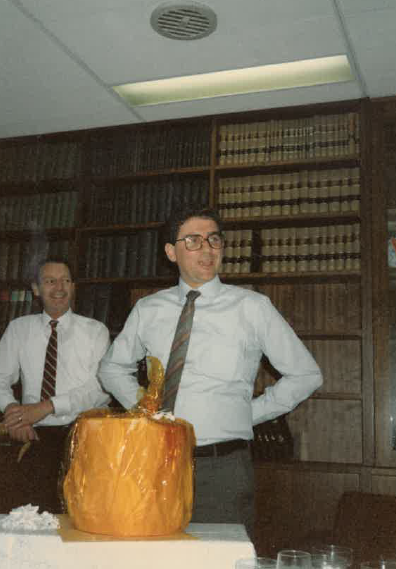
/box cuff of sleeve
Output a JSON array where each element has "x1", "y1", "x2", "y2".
[
  {"x1": 51, "y1": 394, "x2": 71, "y2": 417},
  {"x1": 1, "y1": 397, "x2": 18, "y2": 413},
  {"x1": 252, "y1": 387, "x2": 293, "y2": 425}
]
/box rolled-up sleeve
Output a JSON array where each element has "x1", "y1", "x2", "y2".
[
  {"x1": 98, "y1": 304, "x2": 146, "y2": 409},
  {"x1": 252, "y1": 297, "x2": 323, "y2": 425},
  {"x1": 0, "y1": 323, "x2": 21, "y2": 411}
]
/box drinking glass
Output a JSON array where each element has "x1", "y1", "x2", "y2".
[
  {"x1": 361, "y1": 562, "x2": 396, "y2": 569},
  {"x1": 276, "y1": 549, "x2": 312, "y2": 569},
  {"x1": 311, "y1": 546, "x2": 353, "y2": 569},
  {"x1": 236, "y1": 557, "x2": 277, "y2": 569},
  {"x1": 311, "y1": 554, "x2": 331, "y2": 569}
]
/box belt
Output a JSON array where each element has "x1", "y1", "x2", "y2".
[{"x1": 194, "y1": 439, "x2": 250, "y2": 458}]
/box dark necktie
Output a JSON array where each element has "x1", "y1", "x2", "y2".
[
  {"x1": 40, "y1": 319, "x2": 58, "y2": 400},
  {"x1": 163, "y1": 290, "x2": 201, "y2": 411}
]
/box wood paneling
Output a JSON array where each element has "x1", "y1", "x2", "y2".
[
  {"x1": 256, "y1": 339, "x2": 361, "y2": 396},
  {"x1": 257, "y1": 282, "x2": 361, "y2": 333},
  {"x1": 304, "y1": 339, "x2": 361, "y2": 394},
  {"x1": 287, "y1": 400, "x2": 362, "y2": 463},
  {"x1": 371, "y1": 475, "x2": 396, "y2": 495}
]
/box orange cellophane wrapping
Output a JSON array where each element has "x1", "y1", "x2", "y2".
[{"x1": 63, "y1": 408, "x2": 196, "y2": 537}]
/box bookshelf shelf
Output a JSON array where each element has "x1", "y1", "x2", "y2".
[
  {"x1": 0, "y1": 178, "x2": 81, "y2": 196},
  {"x1": 312, "y1": 392, "x2": 362, "y2": 401},
  {"x1": 77, "y1": 222, "x2": 164, "y2": 234},
  {"x1": 221, "y1": 212, "x2": 360, "y2": 225},
  {"x1": 297, "y1": 331, "x2": 362, "y2": 339},
  {"x1": 0, "y1": 228, "x2": 76, "y2": 240},
  {"x1": 75, "y1": 275, "x2": 177, "y2": 287},
  {"x1": 220, "y1": 271, "x2": 361, "y2": 283},
  {"x1": 88, "y1": 166, "x2": 211, "y2": 184},
  {"x1": 215, "y1": 155, "x2": 360, "y2": 173}
]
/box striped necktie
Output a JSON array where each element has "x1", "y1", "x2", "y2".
[
  {"x1": 40, "y1": 319, "x2": 58, "y2": 400},
  {"x1": 163, "y1": 290, "x2": 201, "y2": 412}
]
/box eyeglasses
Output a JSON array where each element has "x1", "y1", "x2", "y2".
[{"x1": 175, "y1": 232, "x2": 225, "y2": 251}]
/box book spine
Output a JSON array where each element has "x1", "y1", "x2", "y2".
[
  {"x1": 0, "y1": 289, "x2": 11, "y2": 334},
  {"x1": 93, "y1": 283, "x2": 112, "y2": 325},
  {"x1": 8, "y1": 290, "x2": 20, "y2": 322},
  {"x1": 111, "y1": 236, "x2": 128, "y2": 278},
  {"x1": 0, "y1": 242, "x2": 9, "y2": 281}
]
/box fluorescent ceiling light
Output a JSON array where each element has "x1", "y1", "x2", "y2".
[{"x1": 113, "y1": 55, "x2": 354, "y2": 107}]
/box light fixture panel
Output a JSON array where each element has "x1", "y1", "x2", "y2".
[{"x1": 113, "y1": 55, "x2": 354, "y2": 107}]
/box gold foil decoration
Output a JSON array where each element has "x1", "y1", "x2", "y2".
[
  {"x1": 0, "y1": 423, "x2": 32, "y2": 462},
  {"x1": 136, "y1": 356, "x2": 165, "y2": 414}
]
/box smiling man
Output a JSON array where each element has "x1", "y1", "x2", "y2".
[
  {"x1": 99, "y1": 206, "x2": 323, "y2": 539},
  {"x1": 0, "y1": 257, "x2": 110, "y2": 511}
]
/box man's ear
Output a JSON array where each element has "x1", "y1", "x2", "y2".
[
  {"x1": 31, "y1": 282, "x2": 40, "y2": 297},
  {"x1": 165, "y1": 243, "x2": 177, "y2": 263}
]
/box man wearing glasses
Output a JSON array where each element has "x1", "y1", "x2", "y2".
[{"x1": 99, "y1": 206, "x2": 322, "y2": 539}]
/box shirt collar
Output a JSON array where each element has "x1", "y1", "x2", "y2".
[
  {"x1": 41, "y1": 308, "x2": 72, "y2": 329},
  {"x1": 178, "y1": 275, "x2": 222, "y2": 302}
]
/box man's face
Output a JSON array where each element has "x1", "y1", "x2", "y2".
[
  {"x1": 32, "y1": 263, "x2": 74, "y2": 319},
  {"x1": 165, "y1": 217, "x2": 223, "y2": 288}
]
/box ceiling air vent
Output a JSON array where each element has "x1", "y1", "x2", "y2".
[{"x1": 150, "y1": 2, "x2": 217, "y2": 40}]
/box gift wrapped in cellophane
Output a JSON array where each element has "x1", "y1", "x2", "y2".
[{"x1": 62, "y1": 357, "x2": 196, "y2": 537}]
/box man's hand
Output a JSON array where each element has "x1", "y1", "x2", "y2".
[
  {"x1": 1, "y1": 401, "x2": 54, "y2": 443},
  {"x1": 3, "y1": 401, "x2": 54, "y2": 429},
  {"x1": 8, "y1": 424, "x2": 39, "y2": 443}
]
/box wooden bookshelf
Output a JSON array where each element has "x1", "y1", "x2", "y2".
[{"x1": 0, "y1": 98, "x2": 385, "y2": 550}]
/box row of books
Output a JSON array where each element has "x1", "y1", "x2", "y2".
[
  {"x1": 82, "y1": 230, "x2": 159, "y2": 279},
  {"x1": 219, "y1": 168, "x2": 360, "y2": 219},
  {"x1": 0, "y1": 191, "x2": 78, "y2": 231},
  {"x1": 218, "y1": 112, "x2": 360, "y2": 165},
  {"x1": 259, "y1": 223, "x2": 361, "y2": 273},
  {"x1": 0, "y1": 290, "x2": 36, "y2": 335},
  {"x1": 90, "y1": 124, "x2": 211, "y2": 177},
  {"x1": 0, "y1": 239, "x2": 70, "y2": 282},
  {"x1": 76, "y1": 284, "x2": 130, "y2": 333},
  {"x1": 88, "y1": 178, "x2": 209, "y2": 226},
  {"x1": 0, "y1": 141, "x2": 82, "y2": 183},
  {"x1": 0, "y1": 284, "x2": 129, "y2": 336},
  {"x1": 220, "y1": 230, "x2": 253, "y2": 274},
  {"x1": 0, "y1": 112, "x2": 360, "y2": 185}
]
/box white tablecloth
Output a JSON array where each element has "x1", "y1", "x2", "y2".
[{"x1": 0, "y1": 516, "x2": 255, "y2": 569}]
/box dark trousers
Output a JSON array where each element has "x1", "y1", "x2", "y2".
[
  {"x1": 191, "y1": 446, "x2": 255, "y2": 540},
  {"x1": 0, "y1": 425, "x2": 72, "y2": 514}
]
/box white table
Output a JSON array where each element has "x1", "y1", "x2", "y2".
[{"x1": 0, "y1": 516, "x2": 256, "y2": 569}]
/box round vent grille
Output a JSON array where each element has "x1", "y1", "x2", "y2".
[{"x1": 151, "y1": 2, "x2": 217, "y2": 40}]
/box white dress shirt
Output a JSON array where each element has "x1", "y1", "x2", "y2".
[
  {"x1": 99, "y1": 276, "x2": 323, "y2": 445},
  {"x1": 0, "y1": 309, "x2": 111, "y2": 426}
]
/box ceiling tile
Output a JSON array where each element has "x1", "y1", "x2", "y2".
[
  {"x1": 1, "y1": 0, "x2": 395, "y2": 138},
  {"x1": 0, "y1": 0, "x2": 138, "y2": 138},
  {"x1": 344, "y1": 9, "x2": 396, "y2": 96}
]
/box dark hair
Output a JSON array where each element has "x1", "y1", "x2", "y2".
[
  {"x1": 162, "y1": 206, "x2": 223, "y2": 245},
  {"x1": 33, "y1": 257, "x2": 74, "y2": 284}
]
